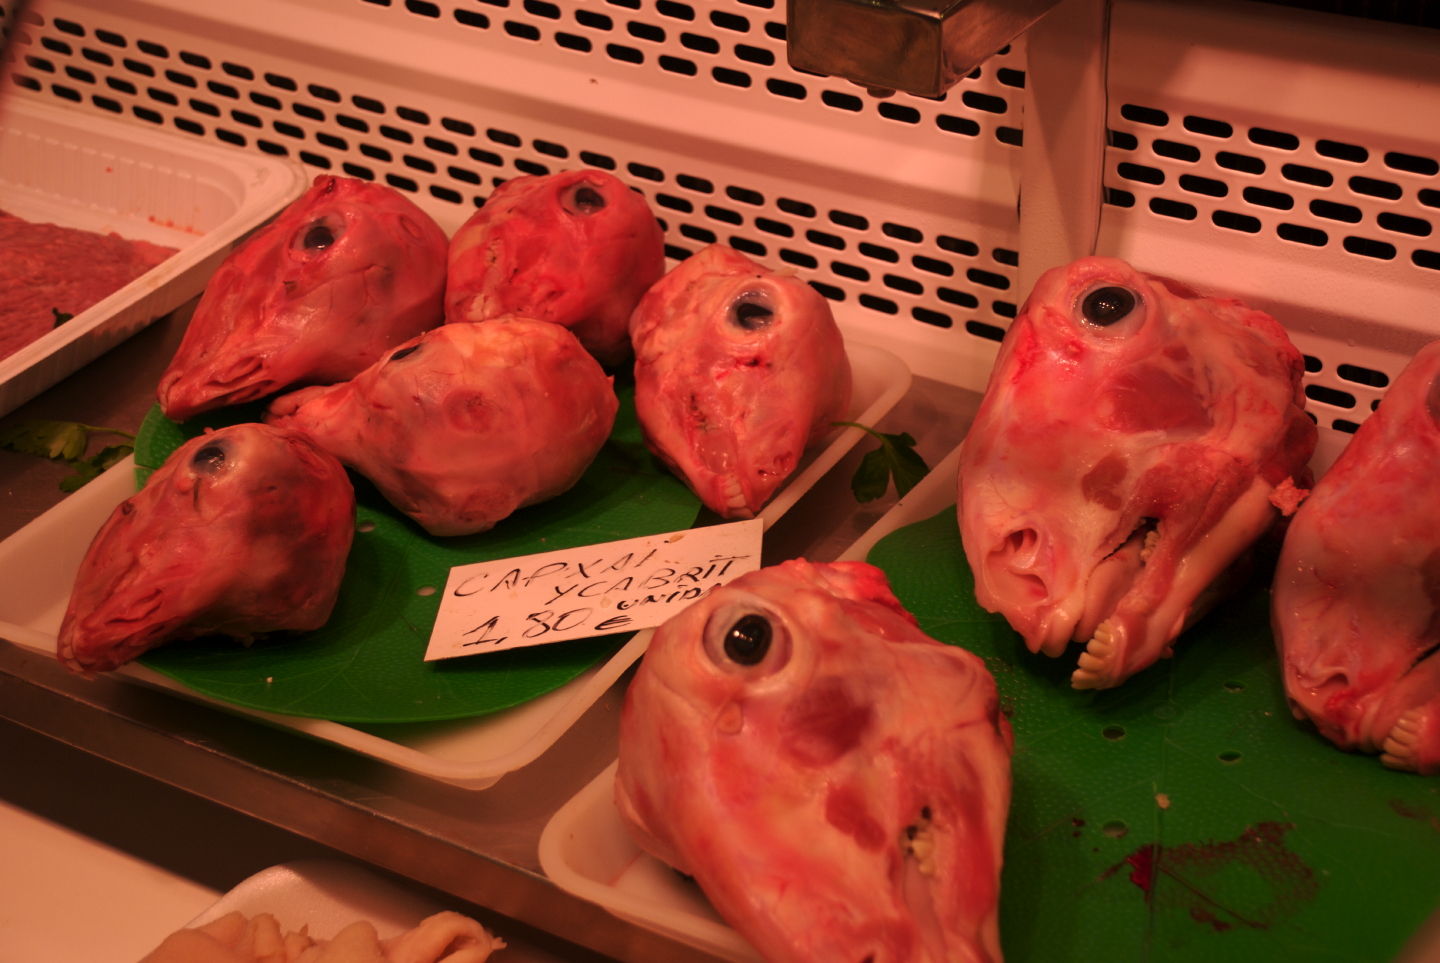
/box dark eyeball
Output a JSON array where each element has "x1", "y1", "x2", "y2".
[
  {"x1": 730, "y1": 291, "x2": 775, "y2": 331},
  {"x1": 297, "y1": 217, "x2": 341, "y2": 252},
  {"x1": 389, "y1": 344, "x2": 421, "y2": 362},
  {"x1": 723, "y1": 614, "x2": 771, "y2": 665},
  {"x1": 1079, "y1": 285, "x2": 1137, "y2": 327},
  {"x1": 562, "y1": 182, "x2": 607, "y2": 215},
  {"x1": 192, "y1": 443, "x2": 226, "y2": 473},
  {"x1": 703, "y1": 603, "x2": 791, "y2": 675}
]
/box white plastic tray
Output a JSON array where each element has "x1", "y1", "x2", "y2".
[
  {"x1": 0, "y1": 338, "x2": 909, "y2": 790},
  {"x1": 0, "y1": 93, "x2": 308, "y2": 415},
  {"x1": 178, "y1": 858, "x2": 565, "y2": 961},
  {"x1": 538, "y1": 761, "x2": 759, "y2": 962},
  {"x1": 187, "y1": 859, "x2": 451, "y2": 941},
  {"x1": 535, "y1": 447, "x2": 963, "y2": 961}
]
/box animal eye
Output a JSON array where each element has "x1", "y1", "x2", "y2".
[
  {"x1": 724, "y1": 614, "x2": 771, "y2": 665},
  {"x1": 1079, "y1": 285, "x2": 1137, "y2": 327},
  {"x1": 703, "y1": 604, "x2": 792, "y2": 674},
  {"x1": 562, "y1": 182, "x2": 607, "y2": 215},
  {"x1": 296, "y1": 217, "x2": 342, "y2": 252},
  {"x1": 389, "y1": 344, "x2": 421, "y2": 362},
  {"x1": 192, "y1": 443, "x2": 226, "y2": 473},
  {"x1": 731, "y1": 292, "x2": 775, "y2": 331}
]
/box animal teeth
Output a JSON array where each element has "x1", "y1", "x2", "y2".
[
  {"x1": 901, "y1": 809, "x2": 938, "y2": 877},
  {"x1": 1140, "y1": 527, "x2": 1161, "y2": 562},
  {"x1": 1088, "y1": 621, "x2": 1115, "y2": 655},
  {"x1": 1072, "y1": 620, "x2": 1117, "y2": 690},
  {"x1": 1380, "y1": 708, "x2": 1423, "y2": 772},
  {"x1": 719, "y1": 474, "x2": 751, "y2": 517}
]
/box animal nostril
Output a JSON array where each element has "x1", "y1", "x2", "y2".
[{"x1": 1004, "y1": 528, "x2": 1039, "y2": 565}]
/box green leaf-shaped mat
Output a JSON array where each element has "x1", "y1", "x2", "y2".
[
  {"x1": 867, "y1": 508, "x2": 1440, "y2": 962},
  {"x1": 129, "y1": 384, "x2": 700, "y2": 723}
]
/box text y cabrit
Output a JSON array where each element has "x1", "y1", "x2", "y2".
[{"x1": 454, "y1": 550, "x2": 752, "y2": 647}]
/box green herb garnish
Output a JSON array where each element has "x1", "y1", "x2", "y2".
[
  {"x1": 0, "y1": 419, "x2": 136, "y2": 491},
  {"x1": 834, "y1": 421, "x2": 930, "y2": 503}
]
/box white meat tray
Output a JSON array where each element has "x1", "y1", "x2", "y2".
[
  {"x1": 176, "y1": 858, "x2": 581, "y2": 962},
  {"x1": 0, "y1": 338, "x2": 909, "y2": 790},
  {"x1": 534, "y1": 452, "x2": 954, "y2": 962},
  {"x1": 0, "y1": 93, "x2": 308, "y2": 415},
  {"x1": 186, "y1": 859, "x2": 457, "y2": 942}
]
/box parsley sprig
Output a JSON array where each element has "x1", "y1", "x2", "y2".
[
  {"x1": 834, "y1": 421, "x2": 930, "y2": 503},
  {"x1": 0, "y1": 419, "x2": 135, "y2": 491}
]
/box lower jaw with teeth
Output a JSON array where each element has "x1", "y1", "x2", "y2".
[{"x1": 1071, "y1": 521, "x2": 1167, "y2": 690}]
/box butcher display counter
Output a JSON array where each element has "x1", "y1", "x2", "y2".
[
  {"x1": 0, "y1": 296, "x2": 976, "y2": 961},
  {"x1": 4, "y1": 0, "x2": 1440, "y2": 959}
]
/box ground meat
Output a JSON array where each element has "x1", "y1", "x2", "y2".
[{"x1": 0, "y1": 210, "x2": 177, "y2": 362}]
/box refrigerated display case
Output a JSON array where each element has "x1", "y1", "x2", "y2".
[{"x1": 2, "y1": 0, "x2": 1439, "y2": 959}]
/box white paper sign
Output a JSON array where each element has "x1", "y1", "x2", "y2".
[{"x1": 424, "y1": 518, "x2": 763, "y2": 661}]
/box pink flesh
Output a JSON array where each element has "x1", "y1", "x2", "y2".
[
  {"x1": 630, "y1": 244, "x2": 851, "y2": 519},
  {"x1": 958, "y1": 256, "x2": 1315, "y2": 689},
  {"x1": 445, "y1": 169, "x2": 664, "y2": 367},
  {"x1": 57, "y1": 423, "x2": 355, "y2": 674},
  {"x1": 157, "y1": 175, "x2": 448, "y2": 421},
  {"x1": 615, "y1": 560, "x2": 1011, "y2": 963},
  {"x1": 265, "y1": 318, "x2": 617, "y2": 537},
  {"x1": 1272, "y1": 339, "x2": 1440, "y2": 774},
  {"x1": 0, "y1": 212, "x2": 175, "y2": 362}
]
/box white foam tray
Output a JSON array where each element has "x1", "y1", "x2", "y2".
[
  {"x1": 0, "y1": 338, "x2": 909, "y2": 790},
  {"x1": 0, "y1": 93, "x2": 308, "y2": 415},
  {"x1": 536, "y1": 446, "x2": 963, "y2": 961}
]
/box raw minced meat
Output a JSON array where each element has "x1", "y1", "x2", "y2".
[{"x1": 0, "y1": 210, "x2": 177, "y2": 362}]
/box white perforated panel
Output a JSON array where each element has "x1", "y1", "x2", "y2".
[
  {"x1": 1098, "y1": 0, "x2": 1440, "y2": 469},
  {"x1": 3, "y1": 0, "x2": 1439, "y2": 472},
  {"x1": 0, "y1": 0, "x2": 1027, "y2": 393}
]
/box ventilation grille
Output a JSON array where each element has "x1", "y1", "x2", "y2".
[
  {"x1": 1106, "y1": 105, "x2": 1438, "y2": 280},
  {"x1": 1102, "y1": 97, "x2": 1438, "y2": 442},
  {"x1": 2, "y1": 0, "x2": 1027, "y2": 364},
  {"x1": 4, "y1": 0, "x2": 1439, "y2": 455},
  {"x1": 352, "y1": 0, "x2": 1027, "y2": 147}
]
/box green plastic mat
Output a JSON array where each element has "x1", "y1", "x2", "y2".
[
  {"x1": 128, "y1": 383, "x2": 701, "y2": 723},
  {"x1": 867, "y1": 507, "x2": 1440, "y2": 962}
]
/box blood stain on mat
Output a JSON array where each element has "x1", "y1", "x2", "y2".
[
  {"x1": 1100, "y1": 822, "x2": 1318, "y2": 934},
  {"x1": 1389, "y1": 799, "x2": 1440, "y2": 833}
]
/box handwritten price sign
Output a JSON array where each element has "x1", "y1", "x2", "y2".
[{"x1": 424, "y1": 519, "x2": 762, "y2": 660}]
